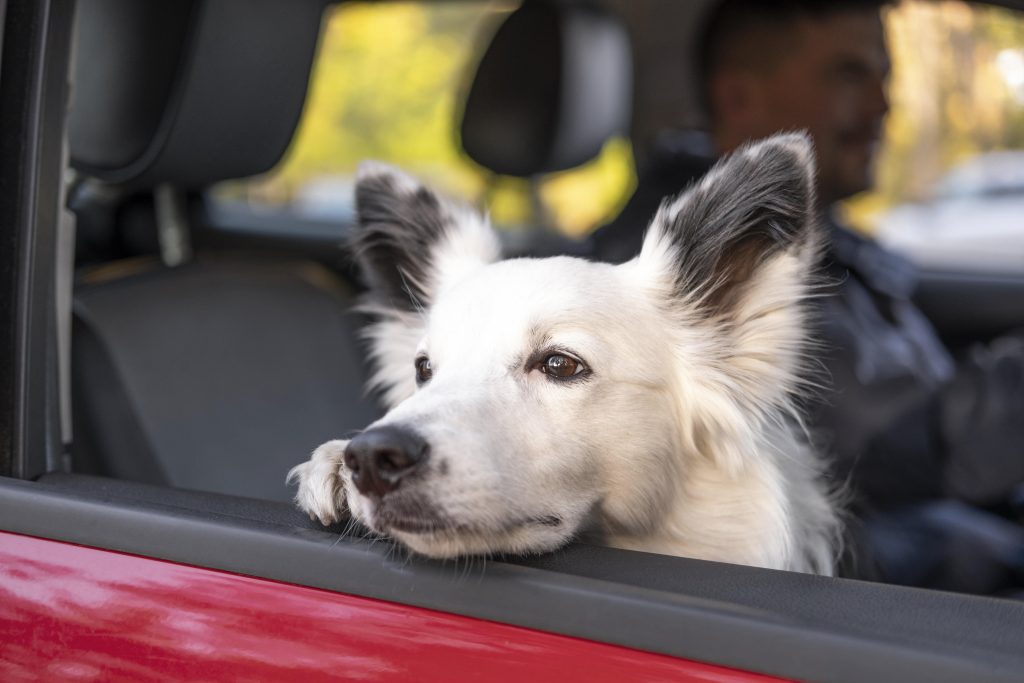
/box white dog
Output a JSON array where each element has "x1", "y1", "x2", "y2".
[{"x1": 289, "y1": 132, "x2": 839, "y2": 574}]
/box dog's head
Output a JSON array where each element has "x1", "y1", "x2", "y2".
[{"x1": 344, "y1": 133, "x2": 819, "y2": 557}]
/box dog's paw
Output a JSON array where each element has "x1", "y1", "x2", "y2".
[{"x1": 287, "y1": 439, "x2": 350, "y2": 526}]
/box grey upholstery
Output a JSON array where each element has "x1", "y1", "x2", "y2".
[
  {"x1": 70, "y1": 0, "x2": 326, "y2": 188},
  {"x1": 72, "y1": 260, "x2": 380, "y2": 502},
  {"x1": 460, "y1": 0, "x2": 632, "y2": 176}
]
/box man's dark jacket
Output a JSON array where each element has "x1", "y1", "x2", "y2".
[{"x1": 588, "y1": 142, "x2": 1024, "y2": 513}]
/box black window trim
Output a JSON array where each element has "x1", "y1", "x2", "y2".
[
  {"x1": 0, "y1": 0, "x2": 74, "y2": 480},
  {"x1": 2, "y1": 472, "x2": 1024, "y2": 683}
]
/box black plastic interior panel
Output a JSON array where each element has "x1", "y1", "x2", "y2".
[
  {"x1": 2, "y1": 473, "x2": 1023, "y2": 683},
  {"x1": 914, "y1": 268, "x2": 1024, "y2": 346},
  {"x1": 0, "y1": 0, "x2": 75, "y2": 480}
]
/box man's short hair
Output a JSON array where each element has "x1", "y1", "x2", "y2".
[{"x1": 696, "y1": 0, "x2": 889, "y2": 120}]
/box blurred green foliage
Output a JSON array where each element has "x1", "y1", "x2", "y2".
[
  {"x1": 845, "y1": 1, "x2": 1024, "y2": 232},
  {"x1": 223, "y1": 0, "x2": 1023, "y2": 239},
  {"x1": 225, "y1": 1, "x2": 634, "y2": 237}
]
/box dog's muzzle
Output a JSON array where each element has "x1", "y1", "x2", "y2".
[{"x1": 344, "y1": 426, "x2": 430, "y2": 498}]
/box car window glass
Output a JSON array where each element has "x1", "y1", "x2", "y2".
[
  {"x1": 212, "y1": 1, "x2": 635, "y2": 239},
  {"x1": 842, "y1": 0, "x2": 1024, "y2": 273}
]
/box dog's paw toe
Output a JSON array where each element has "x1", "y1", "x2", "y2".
[{"x1": 289, "y1": 439, "x2": 349, "y2": 527}]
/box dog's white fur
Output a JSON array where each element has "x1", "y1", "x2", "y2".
[{"x1": 289, "y1": 133, "x2": 839, "y2": 574}]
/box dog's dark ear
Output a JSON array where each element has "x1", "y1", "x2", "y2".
[
  {"x1": 635, "y1": 133, "x2": 821, "y2": 475},
  {"x1": 352, "y1": 162, "x2": 501, "y2": 310},
  {"x1": 639, "y1": 132, "x2": 818, "y2": 315}
]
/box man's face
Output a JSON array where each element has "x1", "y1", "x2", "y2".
[{"x1": 717, "y1": 11, "x2": 891, "y2": 204}]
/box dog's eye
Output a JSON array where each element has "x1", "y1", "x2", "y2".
[
  {"x1": 415, "y1": 357, "x2": 433, "y2": 384},
  {"x1": 540, "y1": 353, "x2": 584, "y2": 379}
]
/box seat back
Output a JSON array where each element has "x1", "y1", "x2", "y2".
[
  {"x1": 72, "y1": 260, "x2": 380, "y2": 501},
  {"x1": 68, "y1": 0, "x2": 381, "y2": 501}
]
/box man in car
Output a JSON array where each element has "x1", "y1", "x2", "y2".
[{"x1": 591, "y1": 0, "x2": 1024, "y2": 591}]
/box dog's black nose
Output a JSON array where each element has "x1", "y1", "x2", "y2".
[{"x1": 344, "y1": 426, "x2": 430, "y2": 497}]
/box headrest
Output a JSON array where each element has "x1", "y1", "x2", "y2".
[
  {"x1": 69, "y1": 0, "x2": 326, "y2": 189},
  {"x1": 460, "y1": 0, "x2": 632, "y2": 177}
]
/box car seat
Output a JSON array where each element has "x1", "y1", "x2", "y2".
[{"x1": 68, "y1": 0, "x2": 381, "y2": 501}]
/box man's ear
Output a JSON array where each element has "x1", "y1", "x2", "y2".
[
  {"x1": 351, "y1": 161, "x2": 501, "y2": 310},
  {"x1": 710, "y1": 69, "x2": 767, "y2": 134},
  {"x1": 638, "y1": 131, "x2": 818, "y2": 316}
]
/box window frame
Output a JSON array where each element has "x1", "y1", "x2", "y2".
[
  {"x1": 3, "y1": 472, "x2": 1024, "y2": 683},
  {"x1": 2, "y1": 3, "x2": 1024, "y2": 682},
  {"x1": 0, "y1": 0, "x2": 75, "y2": 480}
]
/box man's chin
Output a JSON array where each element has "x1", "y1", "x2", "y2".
[
  {"x1": 841, "y1": 147, "x2": 880, "y2": 197},
  {"x1": 823, "y1": 166, "x2": 876, "y2": 204}
]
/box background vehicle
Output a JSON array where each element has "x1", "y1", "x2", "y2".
[
  {"x1": 3, "y1": 0, "x2": 1024, "y2": 681},
  {"x1": 878, "y1": 151, "x2": 1024, "y2": 269}
]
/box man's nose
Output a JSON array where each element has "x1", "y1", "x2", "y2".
[
  {"x1": 871, "y1": 66, "x2": 891, "y2": 119},
  {"x1": 875, "y1": 79, "x2": 890, "y2": 118}
]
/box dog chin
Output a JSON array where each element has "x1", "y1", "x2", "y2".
[
  {"x1": 348, "y1": 488, "x2": 581, "y2": 558},
  {"x1": 387, "y1": 523, "x2": 574, "y2": 558}
]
